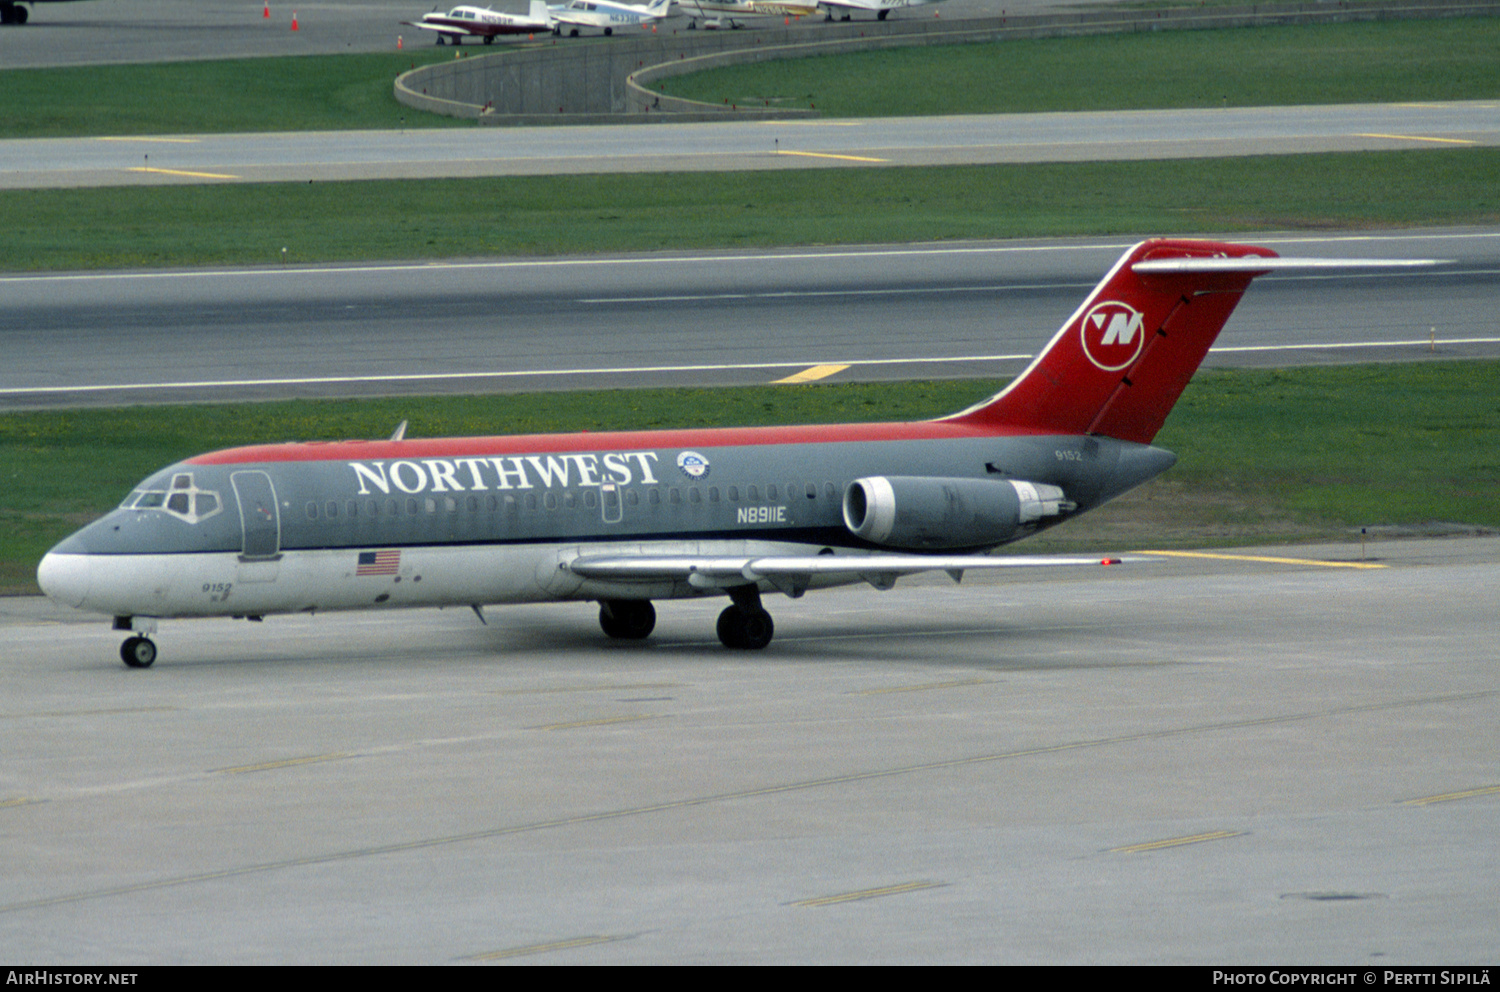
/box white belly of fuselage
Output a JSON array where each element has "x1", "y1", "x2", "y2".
[{"x1": 39, "y1": 539, "x2": 843, "y2": 619}]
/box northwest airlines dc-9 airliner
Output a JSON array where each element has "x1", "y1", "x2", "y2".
[{"x1": 37, "y1": 239, "x2": 1434, "y2": 667}]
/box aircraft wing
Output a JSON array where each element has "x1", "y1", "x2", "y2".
[
  {"x1": 566, "y1": 552, "x2": 1128, "y2": 595},
  {"x1": 401, "y1": 20, "x2": 478, "y2": 37},
  {"x1": 546, "y1": 6, "x2": 593, "y2": 25},
  {"x1": 748, "y1": 0, "x2": 819, "y2": 13}
]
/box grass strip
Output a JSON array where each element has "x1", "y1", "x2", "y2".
[
  {"x1": 4, "y1": 363, "x2": 1497, "y2": 593},
  {"x1": 1, "y1": 19, "x2": 1494, "y2": 137},
  {"x1": 4, "y1": 148, "x2": 1499, "y2": 271},
  {"x1": 0, "y1": 51, "x2": 469, "y2": 138},
  {"x1": 662, "y1": 19, "x2": 1500, "y2": 115}
]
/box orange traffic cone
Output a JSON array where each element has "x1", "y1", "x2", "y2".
[
  {"x1": 262, "y1": 2, "x2": 270, "y2": 18},
  {"x1": 291, "y1": 11, "x2": 298, "y2": 30},
  {"x1": 397, "y1": 35, "x2": 403, "y2": 49}
]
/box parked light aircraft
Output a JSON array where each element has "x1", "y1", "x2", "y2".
[
  {"x1": 403, "y1": 3, "x2": 553, "y2": 43},
  {"x1": 676, "y1": 0, "x2": 816, "y2": 29},
  {"x1": 549, "y1": 0, "x2": 671, "y2": 35},
  {"x1": 37, "y1": 239, "x2": 1434, "y2": 668},
  {"x1": 819, "y1": 0, "x2": 944, "y2": 20}
]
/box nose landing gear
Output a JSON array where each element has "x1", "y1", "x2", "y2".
[
  {"x1": 120, "y1": 636, "x2": 157, "y2": 668},
  {"x1": 114, "y1": 616, "x2": 158, "y2": 668}
]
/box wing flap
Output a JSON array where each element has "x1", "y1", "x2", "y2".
[
  {"x1": 565, "y1": 553, "x2": 1129, "y2": 591},
  {"x1": 403, "y1": 22, "x2": 474, "y2": 37}
]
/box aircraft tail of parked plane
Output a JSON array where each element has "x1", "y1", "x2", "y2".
[{"x1": 36, "y1": 239, "x2": 1438, "y2": 667}]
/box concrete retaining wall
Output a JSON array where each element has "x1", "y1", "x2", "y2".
[{"x1": 391, "y1": 0, "x2": 1500, "y2": 124}]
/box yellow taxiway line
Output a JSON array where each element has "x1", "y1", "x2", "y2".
[
  {"x1": 127, "y1": 166, "x2": 241, "y2": 180},
  {"x1": 97, "y1": 136, "x2": 201, "y2": 144},
  {"x1": 793, "y1": 880, "x2": 945, "y2": 907},
  {"x1": 1353, "y1": 132, "x2": 1475, "y2": 145},
  {"x1": 774, "y1": 150, "x2": 888, "y2": 163},
  {"x1": 529, "y1": 714, "x2": 657, "y2": 732},
  {"x1": 468, "y1": 934, "x2": 631, "y2": 961},
  {"x1": 1111, "y1": 830, "x2": 1245, "y2": 854},
  {"x1": 1138, "y1": 550, "x2": 1388, "y2": 570},
  {"x1": 216, "y1": 752, "x2": 353, "y2": 775},
  {"x1": 1401, "y1": 784, "x2": 1500, "y2": 806}
]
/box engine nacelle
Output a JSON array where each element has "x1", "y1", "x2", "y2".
[{"x1": 842, "y1": 476, "x2": 1069, "y2": 550}]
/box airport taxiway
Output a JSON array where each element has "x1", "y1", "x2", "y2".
[
  {"x1": 1, "y1": 537, "x2": 1496, "y2": 962},
  {"x1": 4, "y1": 101, "x2": 1498, "y2": 189}
]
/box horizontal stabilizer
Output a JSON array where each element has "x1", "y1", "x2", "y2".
[{"x1": 1132, "y1": 257, "x2": 1442, "y2": 274}]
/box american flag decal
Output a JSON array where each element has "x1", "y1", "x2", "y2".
[{"x1": 356, "y1": 550, "x2": 401, "y2": 576}]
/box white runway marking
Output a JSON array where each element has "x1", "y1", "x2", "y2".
[{"x1": 2, "y1": 338, "x2": 1496, "y2": 399}]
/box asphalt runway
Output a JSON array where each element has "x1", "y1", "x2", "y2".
[
  {"x1": 2, "y1": 537, "x2": 1496, "y2": 963},
  {"x1": 3, "y1": 229, "x2": 1497, "y2": 408}
]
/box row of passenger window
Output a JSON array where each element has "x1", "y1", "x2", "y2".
[{"x1": 304, "y1": 482, "x2": 841, "y2": 521}]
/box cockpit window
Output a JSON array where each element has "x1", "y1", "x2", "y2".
[{"x1": 124, "y1": 473, "x2": 224, "y2": 524}]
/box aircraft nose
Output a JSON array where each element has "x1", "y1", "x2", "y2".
[{"x1": 37, "y1": 552, "x2": 92, "y2": 609}]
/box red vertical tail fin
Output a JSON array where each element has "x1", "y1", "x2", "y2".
[{"x1": 944, "y1": 239, "x2": 1278, "y2": 444}]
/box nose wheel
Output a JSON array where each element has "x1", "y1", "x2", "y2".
[{"x1": 120, "y1": 636, "x2": 157, "y2": 668}]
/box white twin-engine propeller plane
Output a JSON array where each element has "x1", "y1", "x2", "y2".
[{"x1": 38, "y1": 239, "x2": 1434, "y2": 667}]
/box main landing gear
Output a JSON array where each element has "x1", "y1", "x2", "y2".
[
  {"x1": 597, "y1": 587, "x2": 776, "y2": 650},
  {"x1": 597, "y1": 588, "x2": 774, "y2": 651},
  {"x1": 716, "y1": 583, "x2": 773, "y2": 649},
  {"x1": 599, "y1": 599, "x2": 656, "y2": 640},
  {"x1": 716, "y1": 600, "x2": 773, "y2": 650}
]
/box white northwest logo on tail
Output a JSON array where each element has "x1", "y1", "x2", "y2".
[{"x1": 1080, "y1": 300, "x2": 1146, "y2": 371}]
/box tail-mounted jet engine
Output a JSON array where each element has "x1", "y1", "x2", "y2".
[{"x1": 842, "y1": 476, "x2": 1071, "y2": 551}]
